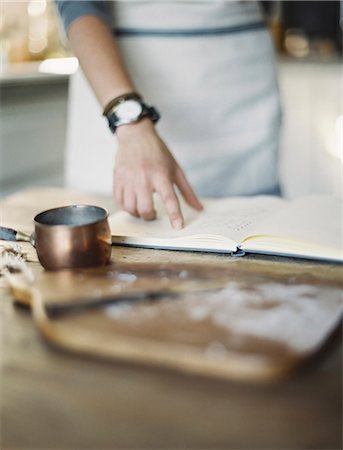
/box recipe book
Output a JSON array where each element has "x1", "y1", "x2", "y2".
[{"x1": 109, "y1": 195, "x2": 343, "y2": 262}]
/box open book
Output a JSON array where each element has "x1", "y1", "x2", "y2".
[{"x1": 109, "y1": 195, "x2": 343, "y2": 262}]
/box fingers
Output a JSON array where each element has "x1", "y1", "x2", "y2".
[
  {"x1": 114, "y1": 168, "x2": 200, "y2": 227},
  {"x1": 113, "y1": 180, "x2": 123, "y2": 210},
  {"x1": 175, "y1": 167, "x2": 203, "y2": 211},
  {"x1": 123, "y1": 189, "x2": 138, "y2": 217},
  {"x1": 136, "y1": 185, "x2": 156, "y2": 220},
  {"x1": 114, "y1": 171, "x2": 137, "y2": 215},
  {"x1": 155, "y1": 178, "x2": 184, "y2": 229},
  {"x1": 114, "y1": 171, "x2": 156, "y2": 220},
  {"x1": 113, "y1": 133, "x2": 198, "y2": 227}
]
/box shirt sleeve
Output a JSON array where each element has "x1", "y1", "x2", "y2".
[{"x1": 55, "y1": 1, "x2": 112, "y2": 33}]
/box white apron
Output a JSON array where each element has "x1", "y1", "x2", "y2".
[{"x1": 65, "y1": 0, "x2": 281, "y2": 197}]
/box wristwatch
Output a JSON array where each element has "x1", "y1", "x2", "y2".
[{"x1": 103, "y1": 93, "x2": 160, "y2": 134}]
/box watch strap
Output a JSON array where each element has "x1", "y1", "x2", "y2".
[
  {"x1": 106, "y1": 103, "x2": 160, "y2": 134},
  {"x1": 102, "y1": 92, "x2": 143, "y2": 116},
  {"x1": 145, "y1": 105, "x2": 160, "y2": 123}
]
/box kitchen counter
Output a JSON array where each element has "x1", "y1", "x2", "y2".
[
  {"x1": 1, "y1": 188, "x2": 342, "y2": 450},
  {"x1": 0, "y1": 60, "x2": 72, "y2": 86},
  {"x1": 0, "y1": 61, "x2": 68, "y2": 87}
]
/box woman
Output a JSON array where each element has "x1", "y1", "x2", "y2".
[{"x1": 56, "y1": 0, "x2": 281, "y2": 229}]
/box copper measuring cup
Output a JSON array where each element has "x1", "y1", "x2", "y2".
[{"x1": 1, "y1": 205, "x2": 112, "y2": 270}]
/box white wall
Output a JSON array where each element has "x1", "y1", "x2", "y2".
[{"x1": 278, "y1": 60, "x2": 342, "y2": 199}]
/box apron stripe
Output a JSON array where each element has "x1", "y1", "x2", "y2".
[{"x1": 114, "y1": 21, "x2": 266, "y2": 38}]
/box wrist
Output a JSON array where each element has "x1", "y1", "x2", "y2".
[
  {"x1": 103, "y1": 93, "x2": 160, "y2": 134},
  {"x1": 102, "y1": 92, "x2": 142, "y2": 116},
  {"x1": 116, "y1": 117, "x2": 156, "y2": 139}
]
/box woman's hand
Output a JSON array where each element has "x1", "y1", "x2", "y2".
[
  {"x1": 66, "y1": 16, "x2": 200, "y2": 228},
  {"x1": 114, "y1": 118, "x2": 203, "y2": 229}
]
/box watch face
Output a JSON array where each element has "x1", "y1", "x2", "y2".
[{"x1": 115, "y1": 100, "x2": 143, "y2": 121}]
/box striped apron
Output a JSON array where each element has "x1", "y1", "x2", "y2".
[{"x1": 65, "y1": 1, "x2": 281, "y2": 197}]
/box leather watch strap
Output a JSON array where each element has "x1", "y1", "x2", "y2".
[{"x1": 102, "y1": 92, "x2": 143, "y2": 116}]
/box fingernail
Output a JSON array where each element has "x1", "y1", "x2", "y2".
[{"x1": 173, "y1": 218, "x2": 183, "y2": 230}]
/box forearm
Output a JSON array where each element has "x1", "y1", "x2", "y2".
[
  {"x1": 63, "y1": 12, "x2": 202, "y2": 226},
  {"x1": 67, "y1": 15, "x2": 135, "y2": 108}
]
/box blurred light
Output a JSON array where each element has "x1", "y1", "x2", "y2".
[
  {"x1": 39, "y1": 57, "x2": 79, "y2": 75},
  {"x1": 28, "y1": 37, "x2": 47, "y2": 54},
  {"x1": 335, "y1": 115, "x2": 343, "y2": 162},
  {"x1": 27, "y1": 0, "x2": 47, "y2": 17},
  {"x1": 323, "y1": 115, "x2": 343, "y2": 163},
  {"x1": 284, "y1": 29, "x2": 310, "y2": 58},
  {"x1": 29, "y1": 16, "x2": 48, "y2": 38}
]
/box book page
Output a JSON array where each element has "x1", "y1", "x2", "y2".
[
  {"x1": 109, "y1": 196, "x2": 285, "y2": 250},
  {"x1": 242, "y1": 195, "x2": 343, "y2": 255}
]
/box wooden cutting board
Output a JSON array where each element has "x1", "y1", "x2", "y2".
[{"x1": 6, "y1": 262, "x2": 343, "y2": 382}]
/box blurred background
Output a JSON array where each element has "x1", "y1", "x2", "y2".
[{"x1": 0, "y1": 0, "x2": 342, "y2": 199}]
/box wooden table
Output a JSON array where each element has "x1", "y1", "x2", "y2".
[{"x1": 1, "y1": 188, "x2": 342, "y2": 450}]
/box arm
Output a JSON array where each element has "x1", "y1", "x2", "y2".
[{"x1": 56, "y1": 3, "x2": 202, "y2": 228}]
